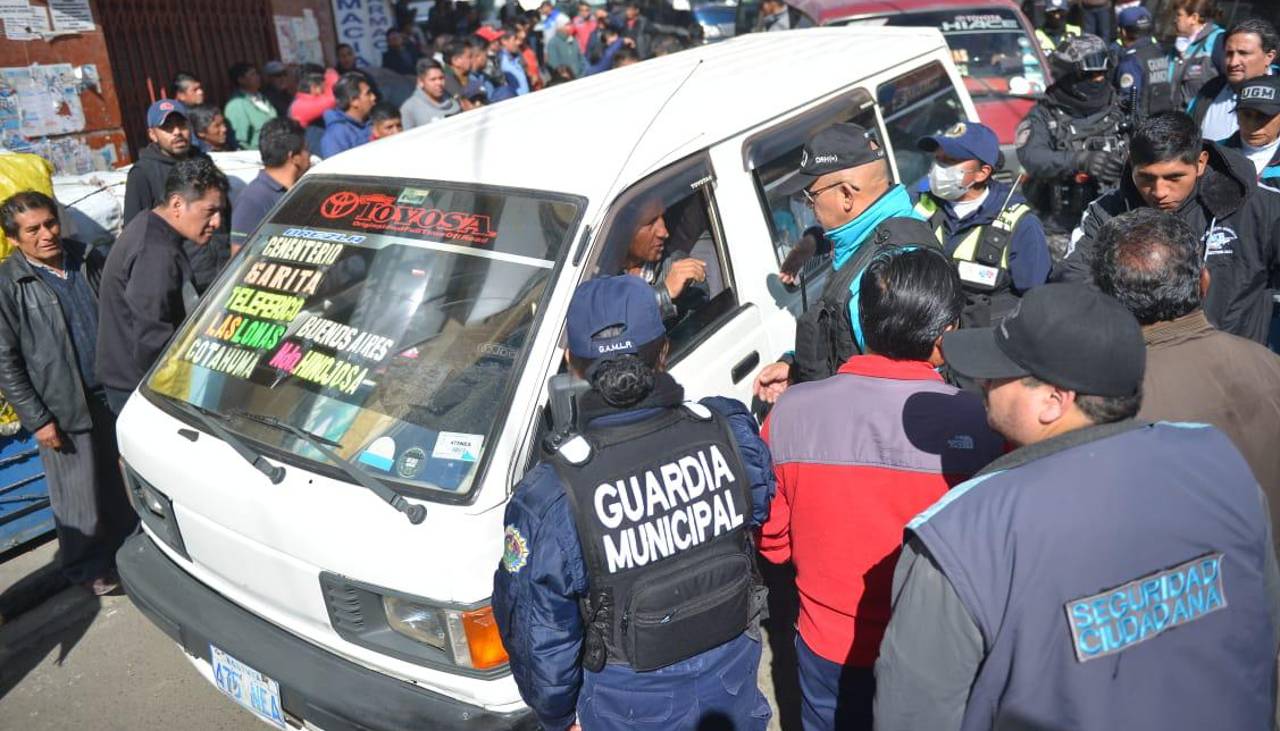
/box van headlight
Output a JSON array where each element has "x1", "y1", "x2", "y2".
[{"x1": 322, "y1": 573, "x2": 509, "y2": 672}]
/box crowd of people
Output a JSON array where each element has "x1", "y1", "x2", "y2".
[
  {"x1": 1, "y1": 0, "x2": 1279, "y2": 727},
  {"x1": 490, "y1": 4, "x2": 1280, "y2": 731}
]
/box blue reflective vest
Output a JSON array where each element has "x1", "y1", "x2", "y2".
[{"x1": 911, "y1": 422, "x2": 1276, "y2": 731}]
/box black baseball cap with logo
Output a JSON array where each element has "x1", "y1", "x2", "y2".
[
  {"x1": 797, "y1": 123, "x2": 887, "y2": 181},
  {"x1": 1237, "y1": 76, "x2": 1280, "y2": 117},
  {"x1": 941, "y1": 283, "x2": 1145, "y2": 397}
]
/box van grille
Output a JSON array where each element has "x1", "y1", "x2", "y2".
[{"x1": 319, "y1": 573, "x2": 366, "y2": 633}]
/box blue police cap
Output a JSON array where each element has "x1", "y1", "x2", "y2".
[
  {"x1": 146, "y1": 99, "x2": 188, "y2": 128},
  {"x1": 1118, "y1": 6, "x2": 1152, "y2": 31},
  {"x1": 566, "y1": 275, "x2": 666, "y2": 361},
  {"x1": 917, "y1": 121, "x2": 1001, "y2": 169}
]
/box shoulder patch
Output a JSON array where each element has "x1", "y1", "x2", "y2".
[
  {"x1": 1118, "y1": 72, "x2": 1135, "y2": 89},
  {"x1": 1065, "y1": 553, "x2": 1227, "y2": 662},
  {"x1": 502, "y1": 525, "x2": 529, "y2": 573},
  {"x1": 1015, "y1": 118, "x2": 1032, "y2": 147}
]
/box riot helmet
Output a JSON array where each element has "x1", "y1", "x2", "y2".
[{"x1": 1052, "y1": 34, "x2": 1111, "y2": 81}]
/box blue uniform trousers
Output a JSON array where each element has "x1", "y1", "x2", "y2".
[
  {"x1": 795, "y1": 635, "x2": 874, "y2": 731},
  {"x1": 577, "y1": 633, "x2": 771, "y2": 730}
]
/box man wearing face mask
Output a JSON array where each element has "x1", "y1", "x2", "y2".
[
  {"x1": 753, "y1": 123, "x2": 940, "y2": 404},
  {"x1": 912, "y1": 122, "x2": 1051, "y2": 327},
  {"x1": 1056, "y1": 110, "x2": 1280, "y2": 345},
  {"x1": 1017, "y1": 35, "x2": 1128, "y2": 249}
]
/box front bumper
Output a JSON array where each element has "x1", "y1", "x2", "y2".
[{"x1": 117, "y1": 532, "x2": 538, "y2": 731}]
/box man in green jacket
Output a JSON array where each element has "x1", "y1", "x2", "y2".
[
  {"x1": 223, "y1": 62, "x2": 278, "y2": 150},
  {"x1": 546, "y1": 15, "x2": 585, "y2": 79}
]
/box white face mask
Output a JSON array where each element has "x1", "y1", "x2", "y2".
[
  {"x1": 1175, "y1": 35, "x2": 1192, "y2": 54},
  {"x1": 928, "y1": 160, "x2": 972, "y2": 201}
]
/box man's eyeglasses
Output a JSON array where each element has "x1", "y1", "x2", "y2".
[{"x1": 802, "y1": 181, "x2": 844, "y2": 207}]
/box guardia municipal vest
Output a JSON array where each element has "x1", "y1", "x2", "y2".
[
  {"x1": 793, "y1": 216, "x2": 938, "y2": 383},
  {"x1": 913, "y1": 193, "x2": 1030, "y2": 326},
  {"x1": 553, "y1": 403, "x2": 757, "y2": 673},
  {"x1": 910, "y1": 422, "x2": 1275, "y2": 730},
  {"x1": 1117, "y1": 38, "x2": 1173, "y2": 117}
]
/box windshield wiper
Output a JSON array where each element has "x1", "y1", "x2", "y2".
[
  {"x1": 229, "y1": 409, "x2": 426, "y2": 525},
  {"x1": 158, "y1": 395, "x2": 286, "y2": 484}
]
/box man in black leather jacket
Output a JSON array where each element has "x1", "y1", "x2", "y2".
[{"x1": 0, "y1": 192, "x2": 134, "y2": 595}]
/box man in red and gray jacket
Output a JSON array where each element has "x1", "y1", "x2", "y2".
[{"x1": 760, "y1": 247, "x2": 1003, "y2": 731}]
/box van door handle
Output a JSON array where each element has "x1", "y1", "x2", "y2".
[{"x1": 731, "y1": 351, "x2": 760, "y2": 384}]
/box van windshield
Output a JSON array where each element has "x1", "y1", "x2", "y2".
[
  {"x1": 145, "y1": 177, "x2": 582, "y2": 500},
  {"x1": 838, "y1": 8, "x2": 1048, "y2": 94}
]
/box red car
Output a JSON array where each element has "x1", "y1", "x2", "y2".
[{"x1": 739, "y1": 0, "x2": 1052, "y2": 173}]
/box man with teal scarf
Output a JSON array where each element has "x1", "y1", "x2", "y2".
[{"x1": 755, "y1": 123, "x2": 941, "y2": 402}]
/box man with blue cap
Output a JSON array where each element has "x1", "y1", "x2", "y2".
[
  {"x1": 493, "y1": 274, "x2": 775, "y2": 731},
  {"x1": 123, "y1": 99, "x2": 231, "y2": 294},
  {"x1": 912, "y1": 121, "x2": 1051, "y2": 326},
  {"x1": 1112, "y1": 6, "x2": 1174, "y2": 117},
  {"x1": 1034, "y1": 0, "x2": 1080, "y2": 54}
]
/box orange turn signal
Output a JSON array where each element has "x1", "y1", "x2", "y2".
[{"x1": 461, "y1": 606, "x2": 509, "y2": 670}]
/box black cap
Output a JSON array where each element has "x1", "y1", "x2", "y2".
[
  {"x1": 1237, "y1": 76, "x2": 1280, "y2": 117},
  {"x1": 797, "y1": 123, "x2": 886, "y2": 181},
  {"x1": 941, "y1": 283, "x2": 1145, "y2": 397}
]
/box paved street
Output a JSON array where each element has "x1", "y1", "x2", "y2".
[
  {"x1": 0, "y1": 537, "x2": 802, "y2": 730},
  {"x1": 0, "y1": 538, "x2": 260, "y2": 731}
]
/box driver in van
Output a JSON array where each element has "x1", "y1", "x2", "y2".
[
  {"x1": 621, "y1": 198, "x2": 709, "y2": 323},
  {"x1": 493, "y1": 274, "x2": 775, "y2": 731}
]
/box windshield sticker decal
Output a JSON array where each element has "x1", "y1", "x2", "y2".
[
  {"x1": 318, "y1": 191, "x2": 498, "y2": 245},
  {"x1": 397, "y1": 188, "x2": 431, "y2": 206},
  {"x1": 432, "y1": 432, "x2": 483, "y2": 462},
  {"x1": 941, "y1": 15, "x2": 1019, "y2": 32},
  {"x1": 357, "y1": 436, "x2": 397, "y2": 472},
  {"x1": 204, "y1": 314, "x2": 286, "y2": 350},
  {"x1": 295, "y1": 316, "x2": 394, "y2": 362},
  {"x1": 226, "y1": 286, "x2": 306, "y2": 322},
  {"x1": 181, "y1": 338, "x2": 261, "y2": 379},
  {"x1": 276, "y1": 349, "x2": 369, "y2": 396},
  {"x1": 242, "y1": 261, "x2": 327, "y2": 296},
  {"x1": 395, "y1": 447, "x2": 427, "y2": 479},
  {"x1": 260, "y1": 234, "x2": 347, "y2": 265}
]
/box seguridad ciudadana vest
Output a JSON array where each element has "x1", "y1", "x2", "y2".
[{"x1": 909, "y1": 422, "x2": 1275, "y2": 731}]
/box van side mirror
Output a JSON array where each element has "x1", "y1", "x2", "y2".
[{"x1": 543, "y1": 373, "x2": 591, "y2": 454}]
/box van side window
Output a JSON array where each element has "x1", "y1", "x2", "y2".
[
  {"x1": 877, "y1": 62, "x2": 968, "y2": 186},
  {"x1": 593, "y1": 155, "x2": 736, "y2": 361},
  {"x1": 744, "y1": 92, "x2": 883, "y2": 284}
]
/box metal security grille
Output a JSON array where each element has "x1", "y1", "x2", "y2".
[{"x1": 99, "y1": 0, "x2": 280, "y2": 158}]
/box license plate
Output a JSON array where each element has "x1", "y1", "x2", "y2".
[{"x1": 210, "y1": 644, "x2": 287, "y2": 729}]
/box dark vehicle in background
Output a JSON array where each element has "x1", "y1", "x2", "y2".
[
  {"x1": 738, "y1": 0, "x2": 1052, "y2": 175},
  {"x1": 695, "y1": 2, "x2": 739, "y2": 42}
]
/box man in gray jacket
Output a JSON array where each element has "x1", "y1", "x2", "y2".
[
  {"x1": 400, "y1": 59, "x2": 460, "y2": 130},
  {"x1": 0, "y1": 192, "x2": 133, "y2": 595}
]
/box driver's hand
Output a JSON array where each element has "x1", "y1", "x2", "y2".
[
  {"x1": 664, "y1": 258, "x2": 707, "y2": 299},
  {"x1": 753, "y1": 361, "x2": 792, "y2": 404}
]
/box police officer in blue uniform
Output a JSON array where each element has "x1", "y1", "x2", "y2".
[
  {"x1": 1113, "y1": 6, "x2": 1174, "y2": 118},
  {"x1": 873, "y1": 282, "x2": 1280, "y2": 730},
  {"x1": 493, "y1": 274, "x2": 774, "y2": 731},
  {"x1": 912, "y1": 121, "x2": 1051, "y2": 326}
]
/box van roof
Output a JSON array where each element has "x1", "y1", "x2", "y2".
[{"x1": 312, "y1": 27, "x2": 949, "y2": 201}]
